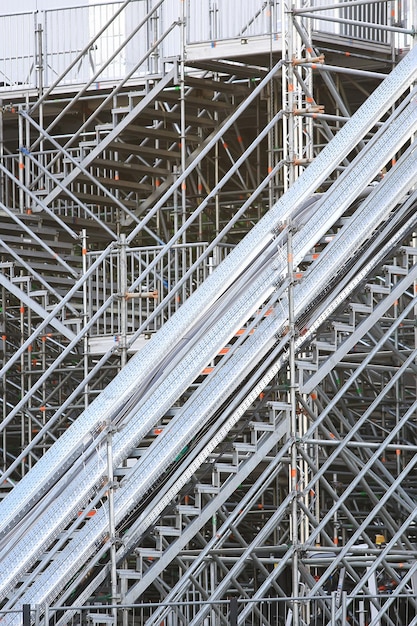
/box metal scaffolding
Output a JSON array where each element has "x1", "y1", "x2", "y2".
[{"x1": 0, "y1": 1, "x2": 416, "y2": 624}]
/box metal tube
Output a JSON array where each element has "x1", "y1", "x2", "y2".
[
  {"x1": 302, "y1": 63, "x2": 387, "y2": 79},
  {"x1": 288, "y1": 224, "x2": 300, "y2": 626},
  {"x1": 107, "y1": 425, "x2": 118, "y2": 622},
  {"x1": 298, "y1": 12, "x2": 414, "y2": 34},
  {"x1": 294, "y1": 0, "x2": 391, "y2": 14}
]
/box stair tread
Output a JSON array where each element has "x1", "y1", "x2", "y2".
[
  {"x1": 384, "y1": 264, "x2": 408, "y2": 274},
  {"x1": 177, "y1": 504, "x2": 200, "y2": 515},
  {"x1": 313, "y1": 340, "x2": 336, "y2": 351},
  {"x1": 214, "y1": 462, "x2": 238, "y2": 473},
  {"x1": 195, "y1": 483, "x2": 220, "y2": 494},
  {"x1": 77, "y1": 173, "x2": 152, "y2": 192},
  {"x1": 92, "y1": 157, "x2": 170, "y2": 177},
  {"x1": 136, "y1": 107, "x2": 218, "y2": 127},
  {"x1": 233, "y1": 442, "x2": 257, "y2": 452},
  {"x1": 159, "y1": 90, "x2": 232, "y2": 110},
  {"x1": 350, "y1": 302, "x2": 372, "y2": 313},
  {"x1": 120, "y1": 123, "x2": 201, "y2": 143},
  {"x1": 366, "y1": 283, "x2": 391, "y2": 294},
  {"x1": 108, "y1": 139, "x2": 181, "y2": 160},
  {"x1": 184, "y1": 75, "x2": 251, "y2": 95},
  {"x1": 154, "y1": 525, "x2": 181, "y2": 536},
  {"x1": 58, "y1": 190, "x2": 138, "y2": 209},
  {"x1": 249, "y1": 421, "x2": 275, "y2": 431}
]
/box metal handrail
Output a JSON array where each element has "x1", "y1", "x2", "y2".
[
  {"x1": 30, "y1": 0, "x2": 133, "y2": 113},
  {"x1": 31, "y1": 0, "x2": 174, "y2": 151}
]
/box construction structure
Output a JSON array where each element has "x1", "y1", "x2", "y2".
[{"x1": 0, "y1": 0, "x2": 416, "y2": 624}]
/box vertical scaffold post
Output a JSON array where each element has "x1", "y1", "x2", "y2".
[
  {"x1": 119, "y1": 233, "x2": 128, "y2": 369},
  {"x1": 288, "y1": 222, "x2": 300, "y2": 626},
  {"x1": 82, "y1": 229, "x2": 89, "y2": 410},
  {"x1": 281, "y1": 0, "x2": 314, "y2": 191},
  {"x1": 23, "y1": 604, "x2": 31, "y2": 626},
  {"x1": 229, "y1": 597, "x2": 238, "y2": 626}
]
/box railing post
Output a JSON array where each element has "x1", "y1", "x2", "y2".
[
  {"x1": 229, "y1": 597, "x2": 238, "y2": 626},
  {"x1": 23, "y1": 604, "x2": 31, "y2": 626},
  {"x1": 331, "y1": 591, "x2": 337, "y2": 625}
]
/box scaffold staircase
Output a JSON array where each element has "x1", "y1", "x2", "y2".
[
  {"x1": 300, "y1": 244, "x2": 417, "y2": 396},
  {"x1": 0, "y1": 45, "x2": 416, "y2": 624},
  {"x1": 19, "y1": 58, "x2": 269, "y2": 244}
]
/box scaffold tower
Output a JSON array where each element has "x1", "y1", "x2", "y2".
[{"x1": 0, "y1": 1, "x2": 416, "y2": 625}]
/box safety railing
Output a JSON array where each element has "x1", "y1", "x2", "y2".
[
  {"x1": 0, "y1": 0, "x2": 404, "y2": 95},
  {"x1": 11, "y1": 592, "x2": 417, "y2": 626},
  {"x1": 0, "y1": 234, "x2": 233, "y2": 479},
  {"x1": 0, "y1": 154, "x2": 20, "y2": 211},
  {"x1": 0, "y1": 0, "x2": 180, "y2": 95},
  {"x1": 186, "y1": 0, "x2": 281, "y2": 43},
  {"x1": 1, "y1": 148, "x2": 83, "y2": 211},
  {"x1": 308, "y1": 0, "x2": 391, "y2": 45},
  {"x1": 42, "y1": 0, "x2": 181, "y2": 88},
  {"x1": 86, "y1": 241, "x2": 233, "y2": 339},
  {"x1": 0, "y1": 11, "x2": 36, "y2": 90}
]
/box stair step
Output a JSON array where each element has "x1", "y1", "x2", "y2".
[
  {"x1": 295, "y1": 359, "x2": 318, "y2": 372},
  {"x1": 0, "y1": 247, "x2": 73, "y2": 263},
  {"x1": 138, "y1": 107, "x2": 218, "y2": 127},
  {"x1": 29, "y1": 289, "x2": 49, "y2": 297},
  {"x1": 77, "y1": 174, "x2": 152, "y2": 192},
  {"x1": 313, "y1": 340, "x2": 336, "y2": 352},
  {"x1": 401, "y1": 245, "x2": 417, "y2": 256},
  {"x1": 112, "y1": 106, "x2": 131, "y2": 115},
  {"x1": 0, "y1": 217, "x2": 61, "y2": 237},
  {"x1": 268, "y1": 401, "x2": 291, "y2": 412},
  {"x1": 137, "y1": 548, "x2": 161, "y2": 559},
  {"x1": 332, "y1": 322, "x2": 354, "y2": 333},
  {"x1": 384, "y1": 264, "x2": 408, "y2": 275},
  {"x1": 154, "y1": 525, "x2": 181, "y2": 537},
  {"x1": 116, "y1": 569, "x2": 142, "y2": 580},
  {"x1": 60, "y1": 190, "x2": 138, "y2": 209},
  {"x1": 121, "y1": 123, "x2": 200, "y2": 143},
  {"x1": 184, "y1": 75, "x2": 251, "y2": 96},
  {"x1": 214, "y1": 462, "x2": 238, "y2": 474},
  {"x1": 108, "y1": 139, "x2": 180, "y2": 160},
  {"x1": 177, "y1": 504, "x2": 201, "y2": 516},
  {"x1": 93, "y1": 157, "x2": 169, "y2": 177},
  {"x1": 366, "y1": 283, "x2": 391, "y2": 295},
  {"x1": 195, "y1": 483, "x2": 220, "y2": 494},
  {"x1": 249, "y1": 421, "x2": 275, "y2": 432},
  {"x1": 350, "y1": 302, "x2": 372, "y2": 314},
  {"x1": 96, "y1": 123, "x2": 113, "y2": 133},
  {"x1": 233, "y1": 442, "x2": 257, "y2": 454},
  {"x1": 0, "y1": 232, "x2": 73, "y2": 250},
  {"x1": 161, "y1": 90, "x2": 231, "y2": 111},
  {"x1": 114, "y1": 467, "x2": 130, "y2": 477}
]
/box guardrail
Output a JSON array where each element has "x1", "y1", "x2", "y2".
[
  {"x1": 86, "y1": 241, "x2": 233, "y2": 340},
  {"x1": 0, "y1": 0, "x2": 401, "y2": 94},
  {"x1": 10, "y1": 591, "x2": 417, "y2": 626}
]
